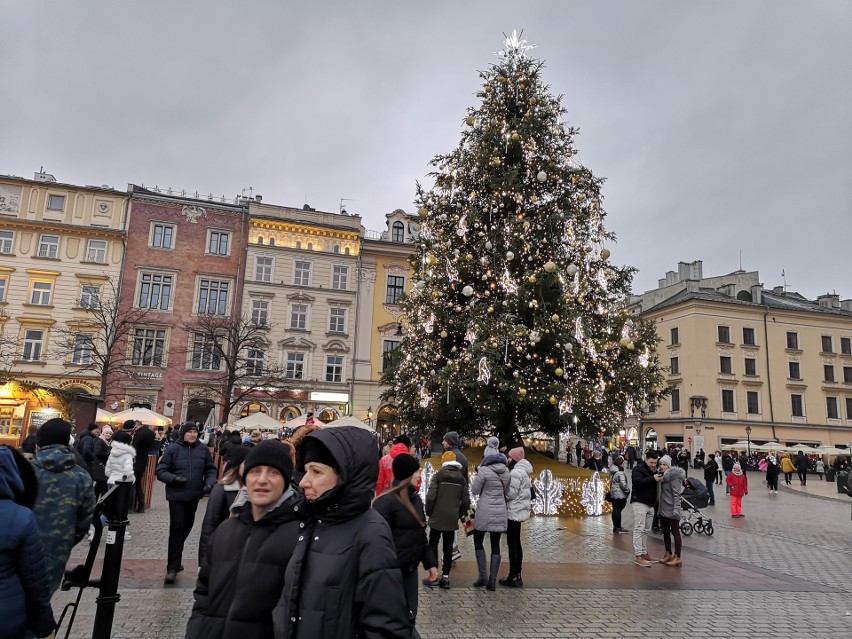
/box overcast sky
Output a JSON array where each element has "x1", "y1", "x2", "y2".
[{"x1": 2, "y1": 1, "x2": 850, "y2": 298}]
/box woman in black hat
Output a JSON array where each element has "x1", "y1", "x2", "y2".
[
  {"x1": 274, "y1": 426, "x2": 410, "y2": 638},
  {"x1": 197, "y1": 445, "x2": 250, "y2": 568}
]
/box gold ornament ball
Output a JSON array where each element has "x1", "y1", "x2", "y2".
[
  {"x1": 488, "y1": 306, "x2": 495, "y2": 313},
  {"x1": 619, "y1": 337, "x2": 631, "y2": 348},
  {"x1": 465, "y1": 116, "x2": 475, "y2": 126},
  {"x1": 418, "y1": 207, "x2": 428, "y2": 219},
  {"x1": 577, "y1": 193, "x2": 586, "y2": 202},
  {"x1": 528, "y1": 275, "x2": 537, "y2": 283},
  {"x1": 549, "y1": 396, "x2": 557, "y2": 405},
  {"x1": 440, "y1": 330, "x2": 448, "y2": 338},
  {"x1": 465, "y1": 253, "x2": 474, "y2": 262},
  {"x1": 485, "y1": 85, "x2": 493, "y2": 93},
  {"x1": 627, "y1": 342, "x2": 636, "y2": 351},
  {"x1": 601, "y1": 248, "x2": 611, "y2": 260},
  {"x1": 555, "y1": 368, "x2": 564, "y2": 377},
  {"x1": 529, "y1": 97, "x2": 537, "y2": 105},
  {"x1": 425, "y1": 254, "x2": 436, "y2": 265},
  {"x1": 519, "y1": 388, "x2": 527, "y2": 397},
  {"x1": 544, "y1": 261, "x2": 556, "y2": 273},
  {"x1": 432, "y1": 291, "x2": 440, "y2": 299},
  {"x1": 530, "y1": 194, "x2": 538, "y2": 203},
  {"x1": 551, "y1": 314, "x2": 560, "y2": 322},
  {"x1": 511, "y1": 132, "x2": 520, "y2": 141}
]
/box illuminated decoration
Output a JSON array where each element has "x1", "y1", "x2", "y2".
[
  {"x1": 500, "y1": 268, "x2": 517, "y2": 293},
  {"x1": 456, "y1": 214, "x2": 468, "y2": 237},
  {"x1": 446, "y1": 260, "x2": 459, "y2": 282},
  {"x1": 532, "y1": 469, "x2": 563, "y2": 515},
  {"x1": 424, "y1": 312, "x2": 435, "y2": 334},
  {"x1": 558, "y1": 398, "x2": 572, "y2": 415},
  {"x1": 419, "y1": 461, "x2": 436, "y2": 504},
  {"x1": 580, "y1": 471, "x2": 606, "y2": 516},
  {"x1": 465, "y1": 328, "x2": 477, "y2": 344},
  {"x1": 477, "y1": 357, "x2": 491, "y2": 384},
  {"x1": 419, "y1": 387, "x2": 432, "y2": 408}
]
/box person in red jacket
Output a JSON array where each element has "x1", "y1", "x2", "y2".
[
  {"x1": 376, "y1": 435, "x2": 412, "y2": 494},
  {"x1": 725, "y1": 462, "x2": 748, "y2": 518}
]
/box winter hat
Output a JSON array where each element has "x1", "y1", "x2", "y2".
[
  {"x1": 484, "y1": 436, "x2": 500, "y2": 457},
  {"x1": 442, "y1": 431, "x2": 460, "y2": 449},
  {"x1": 87, "y1": 423, "x2": 99, "y2": 432},
  {"x1": 36, "y1": 418, "x2": 73, "y2": 447},
  {"x1": 658, "y1": 454, "x2": 672, "y2": 467},
  {"x1": 392, "y1": 453, "x2": 420, "y2": 481},
  {"x1": 242, "y1": 440, "x2": 294, "y2": 486},
  {"x1": 226, "y1": 445, "x2": 250, "y2": 469},
  {"x1": 122, "y1": 419, "x2": 136, "y2": 430},
  {"x1": 508, "y1": 447, "x2": 525, "y2": 463},
  {"x1": 301, "y1": 437, "x2": 340, "y2": 472},
  {"x1": 732, "y1": 463, "x2": 743, "y2": 475},
  {"x1": 393, "y1": 434, "x2": 412, "y2": 448},
  {"x1": 441, "y1": 451, "x2": 457, "y2": 464},
  {"x1": 112, "y1": 430, "x2": 133, "y2": 445},
  {"x1": 180, "y1": 422, "x2": 199, "y2": 438}
]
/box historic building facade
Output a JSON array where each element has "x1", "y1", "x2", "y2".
[
  {"x1": 631, "y1": 261, "x2": 852, "y2": 453},
  {"x1": 0, "y1": 172, "x2": 127, "y2": 445}
]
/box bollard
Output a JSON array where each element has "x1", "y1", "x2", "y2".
[{"x1": 91, "y1": 480, "x2": 133, "y2": 639}]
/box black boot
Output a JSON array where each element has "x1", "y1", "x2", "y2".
[
  {"x1": 487, "y1": 554, "x2": 501, "y2": 591},
  {"x1": 505, "y1": 572, "x2": 524, "y2": 588},
  {"x1": 473, "y1": 548, "x2": 487, "y2": 587}
]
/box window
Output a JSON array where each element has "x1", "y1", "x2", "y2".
[
  {"x1": 245, "y1": 349, "x2": 265, "y2": 376},
  {"x1": 717, "y1": 326, "x2": 731, "y2": 344},
  {"x1": 80, "y1": 285, "x2": 100, "y2": 309},
  {"x1": 842, "y1": 337, "x2": 851, "y2": 355},
  {"x1": 207, "y1": 230, "x2": 230, "y2": 256},
  {"x1": 791, "y1": 394, "x2": 804, "y2": 417},
  {"x1": 788, "y1": 361, "x2": 801, "y2": 379},
  {"x1": 670, "y1": 357, "x2": 679, "y2": 375},
  {"x1": 132, "y1": 328, "x2": 166, "y2": 366},
  {"x1": 386, "y1": 276, "x2": 405, "y2": 304},
  {"x1": 821, "y1": 335, "x2": 833, "y2": 353},
  {"x1": 285, "y1": 352, "x2": 305, "y2": 379},
  {"x1": 293, "y1": 260, "x2": 311, "y2": 286},
  {"x1": 846, "y1": 397, "x2": 852, "y2": 420},
  {"x1": 742, "y1": 327, "x2": 756, "y2": 345},
  {"x1": 150, "y1": 223, "x2": 175, "y2": 249},
  {"x1": 670, "y1": 388, "x2": 680, "y2": 412},
  {"x1": 670, "y1": 327, "x2": 679, "y2": 345},
  {"x1": 824, "y1": 364, "x2": 835, "y2": 382},
  {"x1": 22, "y1": 329, "x2": 44, "y2": 361},
  {"x1": 721, "y1": 389, "x2": 735, "y2": 413},
  {"x1": 827, "y1": 397, "x2": 839, "y2": 419},
  {"x1": 71, "y1": 334, "x2": 94, "y2": 365},
  {"x1": 333, "y1": 245, "x2": 340, "y2": 254},
  {"x1": 290, "y1": 303, "x2": 308, "y2": 330},
  {"x1": 86, "y1": 239, "x2": 107, "y2": 263},
  {"x1": 719, "y1": 356, "x2": 732, "y2": 374},
  {"x1": 746, "y1": 391, "x2": 760, "y2": 415},
  {"x1": 138, "y1": 272, "x2": 173, "y2": 310},
  {"x1": 269, "y1": 238, "x2": 275, "y2": 246},
  {"x1": 786, "y1": 332, "x2": 799, "y2": 349},
  {"x1": 191, "y1": 333, "x2": 223, "y2": 370},
  {"x1": 29, "y1": 281, "x2": 52, "y2": 305},
  {"x1": 382, "y1": 340, "x2": 400, "y2": 372},
  {"x1": 197, "y1": 279, "x2": 229, "y2": 315},
  {"x1": 0, "y1": 276, "x2": 6, "y2": 302},
  {"x1": 392, "y1": 221, "x2": 405, "y2": 242},
  {"x1": 37, "y1": 234, "x2": 59, "y2": 258},
  {"x1": 844, "y1": 366, "x2": 852, "y2": 384},
  {"x1": 329, "y1": 308, "x2": 346, "y2": 333},
  {"x1": 332, "y1": 265, "x2": 349, "y2": 290},
  {"x1": 250, "y1": 300, "x2": 269, "y2": 327},
  {"x1": 744, "y1": 358, "x2": 757, "y2": 376},
  {"x1": 47, "y1": 194, "x2": 65, "y2": 211},
  {"x1": 255, "y1": 256, "x2": 273, "y2": 282},
  {"x1": 0, "y1": 230, "x2": 13, "y2": 254},
  {"x1": 325, "y1": 355, "x2": 344, "y2": 383}
]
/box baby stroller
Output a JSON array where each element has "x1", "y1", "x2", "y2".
[{"x1": 679, "y1": 478, "x2": 714, "y2": 536}]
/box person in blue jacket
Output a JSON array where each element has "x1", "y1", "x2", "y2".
[
  {"x1": 0, "y1": 445, "x2": 57, "y2": 639},
  {"x1": 156, "y1": 422, "x2": 216, "y2": 585}
]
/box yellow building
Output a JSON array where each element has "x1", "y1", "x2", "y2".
[
  {"x1": 353, "y1": 209, "x2": 418, "y2": 439},
  {"x1": 632, "y1": 261, "x2": 852, "y2": 454},
  {"x1": 0, "y1": 172, "x2": 127, "y2": 444}
]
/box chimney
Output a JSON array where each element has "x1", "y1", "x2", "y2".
[
  {"x1": 773, "y1": 286, "x2": 784, "y2": 294},
  {"x1": 677, "y1": 260, "x2": 703, "y2": 282},
  {"x1": 255, "y1": 195, "x2": 262, "y2": 202},
  {"x1": 665, "y1": 270, "x2": 678, "y2": 286},
  {"x1": 716, "y1": 284, "x2": 735, "y2": 297},
  {"x1": 686, "y1": 280, "x2": 699, "y2": 293},
  {"x1": 817, "y1": 294, "x2": 840, "y2": 309},
  {"x1": 841, "y1": 300, "x2": 852, "y2": 312},
  {"x1": 751, "y1": 284, "x2": 763, "y2": 304},
  {"x1": 34, "y1": 171, "x2": 56, "y2": 183}
]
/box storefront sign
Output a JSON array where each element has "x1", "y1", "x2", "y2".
[
  {"x1": 310, "y1": 391, "x2": 349, "y2": 403},
  {"x1": 29, "y1": 411, "x2": 55, "y2": 429}
]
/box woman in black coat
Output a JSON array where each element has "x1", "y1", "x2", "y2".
[
  {"x1": 373, "y1": 454, "x2": 437, "y2": 629},
  {"x1": 186, "y1": 441, "x2": 301, "y2": 639},
  {"x1": 198, "y1": 446, "x2": 250, "y2": 569},
  {"x1": 273, "y1": 426, "x2": 411, "y2": 638}
]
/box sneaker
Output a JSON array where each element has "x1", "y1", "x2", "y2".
[
  {"x1": 633, "y1": 556, "x2": 652, "y2": 567},
  {"x1": 421, "y1": 577, "x2": 440, "y2": 587},
  {"x1": 125, "y1": 531, "x2": 132, "y2": 541},
  {"x1": 451, "y1": 548, "x2": 462, "y2": 562},
  {"x1": 438, "y1": 576, "x2": 450, "y2": 589}
]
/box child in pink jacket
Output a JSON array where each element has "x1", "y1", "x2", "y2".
[{"x1": 725, "y1": 462, "x2": 748, "y2": 518}]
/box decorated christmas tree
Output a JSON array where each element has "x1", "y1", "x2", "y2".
[{"x1": 383, "y1": 32, "x2": 667, "y2": 441}]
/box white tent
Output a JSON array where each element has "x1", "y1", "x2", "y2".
[
  {"x1": 233, "y1": 412, "x2": 284, "y2": 431},
  {"x1": 110, "y1": 407, "x2": 172, "y2": 427},
  {"x1": 284, "y1": 415, "x2": 327, "y2": 428},
  {"x1": 322, "y1": 415, "x2": 376, "y2": 431},
  {"x1": 95, "y1": 408, "x2": 120, "y2": 424},
  {"x1": 753, "y1": 442, "x2": 786, "y2": 453}
]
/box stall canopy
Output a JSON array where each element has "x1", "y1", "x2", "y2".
[
  {"x1": 110, "y1": 407, "x2": 172, "y2": 427},
  {"x1": 284, "y1": 415, "x2": 327, "y2": 428},
  {"x1": 233, "y1": 412, "x2": 285, "y2": 431},
  {"x1": 95, "y1": 408, "x2": 120, "y2": 424},
  {"x1": 321, "y1": 415, "x2": 375, "y2": 431}
]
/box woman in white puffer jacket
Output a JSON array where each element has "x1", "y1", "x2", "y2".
[{"x1": 500, "y1": 447, "x2": 533, "y2": 588}]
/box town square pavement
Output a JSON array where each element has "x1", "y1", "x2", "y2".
[{"x1": 52, "y1": 469, "x2": 852, "y2": 638}]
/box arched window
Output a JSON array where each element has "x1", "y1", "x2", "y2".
[
  {"x1": 344, "y1": 247, "x2": 350, "y2": 255},
  {"x1": 269, "y1": 237, "x2": 276, "y2": 246},
  {"x1": 257, "y1": 236, "x2": 264, "y2": 245},
  {"x1": 307, "y1": 243, "x2": 313, "y2": 251},
  {"x1": 333, "y1": 245, "x2": 340, "y2": 254},
  {"x1": 392, "y1": 221, "x2": 405, "y2": 243},
  {"x1": 296, "y1": 241, "x2": 302, "y2": 249}
]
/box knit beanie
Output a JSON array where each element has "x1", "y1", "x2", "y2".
[
  {"x1": 226, "y1": 445, "x2": 250, "y2": 469},
  {"x1": 441, "y1": 451, "x2": 457, "y2": 464},
  {"x1": 301, "y1": 437, "x2": 340, "y2": 472},
  {"x1": 36, "y1": 418, "x2": 72, "y2": 447},
  {"x1": 122, "y1": 419, "x2": 136, "y2": 430},
  {"x1": 242, "y1": 440, "x2": 294, "y2": 486},
  {"x1": 508, "y1": 447, "x2": 525, "y2": 463},
  {"x1": 87, "y1": 423, "x2": 99, "y2": 432},
  {"x1": 392, "y1": 453, "x2": 420, "y2": 481},
  {"x1": 442, "y1": 431, "x2": 460, "y2": 449},
  {"x1": 659, "y1": 454, "x2": 672, "y2": 467},
  {"x1": 180, "y1": 422, "x2": 199, "y2": 438},
  {"x1": 732, "y1": 462, "x2": 743, "y2": 475},
  {"x1": 393, "y1": 434, "x2": 412, "y2": 448},
  {"x1": 112, "y1": 430, "x2": 132, "y2": 445},
  {"x1": 484, "y1": 436, "x2": 500, "y2": 458}
]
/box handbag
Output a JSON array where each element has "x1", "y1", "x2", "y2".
[{"x1": 604, "y1": 491, "x2": 613, "y2": 502}]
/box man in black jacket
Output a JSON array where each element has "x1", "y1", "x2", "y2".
[
  {"x1": 631, "y1": 450, "x2": 662, "y2": 567},
  {"x1": 156, "y1": 423, "x2": 216, "y2": 585},
  {"x1": 703, "y1": 453, "x2": 719, "y2": 506},
  {"x1": 130, "y1": 420, "x2": 155, "y2": 513}
]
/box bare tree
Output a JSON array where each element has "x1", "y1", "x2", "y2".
[
  {"x1": 181, "y1": 314, "x2": 291, "y2": 423},
  {"x1": 51, "y1": 279, "x2": 150, "y2": 398},
  {"x1": 0, "y1": 308, "x2": 16, "y2": 378}
]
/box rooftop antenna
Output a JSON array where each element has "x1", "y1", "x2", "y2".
[
  {"x1": 782, "y1": 269, "x2": 787, "y2": 292},
  {"x1": 738, "y1": 250, "x2": 742, "y2": 271},
  {"x1": 339, "y1": 198, "x2": 353, "y2": 215}
]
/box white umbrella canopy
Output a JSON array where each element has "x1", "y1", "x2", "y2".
[
  {"x1": 110, "y1": 407, "x2": 172, "y2": 427},
  {"x1": 284, "y1": 415, "x2": 327, "y2": 428},
  {"x1": 788, "y1": 444, "x2": 819, "y2": 453},
  {"x1": 233, "y1": 412, "x2": 285, "y2": 431},
  {"x1": 814, "y1": 446, "x2": 846, "y2": 456},
  {"x1": 722, "y1": 440, "x2": 752, "y2": 449},
  {"x1": 95, "y1": 408, "x2": 120, "y2": 424},
  {"x1": 754, "y1": 442, "x2": 786, "y2": 453},
  {"x1": 321, "y1": 415, "x2": 376, "y2": 431}
]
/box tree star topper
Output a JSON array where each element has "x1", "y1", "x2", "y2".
[{"x1": 500, "y1": 29, "x2": 535, "y2": 57}]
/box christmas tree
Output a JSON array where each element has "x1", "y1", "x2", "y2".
[{"x1": 383, "y1": 32, "x2": 667, "y2": 441}]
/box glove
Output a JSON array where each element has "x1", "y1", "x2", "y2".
[
  {"x1": 172, "y1": 476, "x2": 188, "y2": 486},
  {"x1": 203, "y1": 484, "x2": 213, "y2": 497}
]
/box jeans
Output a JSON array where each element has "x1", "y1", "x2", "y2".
[
  {"x1": 632, "y1": 502, "x2": 654, "y2": 556},
  {"x1": 705, "y1": 479, "x2": 715, "y2": 505},
  {"x1": 167, "y1": 499, "x2": 200, "y2": 571},
  {"x1": 784, "y1": 472, "x2": 793, "y2": 485},
  {"x1": 797, "y1": 470, "x2": 807, "y2": 485},
  {"x1": 506, "y1": 520, "x2": 524, "y2": 576},
  {"x1": 660, "y1": 517, "x2": 682, "y2": 556},
  {"x1": 428, "y1": 528, "x2": 455, "y2": 576},
  {"x1": 610, "y1": 497, "x2": 627, "y2": 529},
  {"x1": 724, "y1": 470, "x2": 732, "y2": 493}
]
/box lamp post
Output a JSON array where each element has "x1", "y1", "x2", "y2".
[
  {"x1": 745, "y1": 425, "x2": 752, "y2": 458},
  {"x1": 364, "y1": 406, "x2": 374, "y2": 427}
]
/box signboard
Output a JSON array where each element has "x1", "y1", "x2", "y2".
[
  {"x1": 29, "y1": 411, "x2": 54, "y2": 430},
  {"x1": 309, "y1": 391, "x2": 349, "y2": 403}
]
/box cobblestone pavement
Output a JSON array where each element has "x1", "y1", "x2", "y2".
[{"x1": 51, "y1": 470, "x2": 852, "y2": 638}]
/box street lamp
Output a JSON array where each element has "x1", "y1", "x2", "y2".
[
  {"x1": 745, "y1": 425, "x2": 752, "y2": 457},
  {"x1": 364, "y1": 406, "x2": 374, "y2": 426}
]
